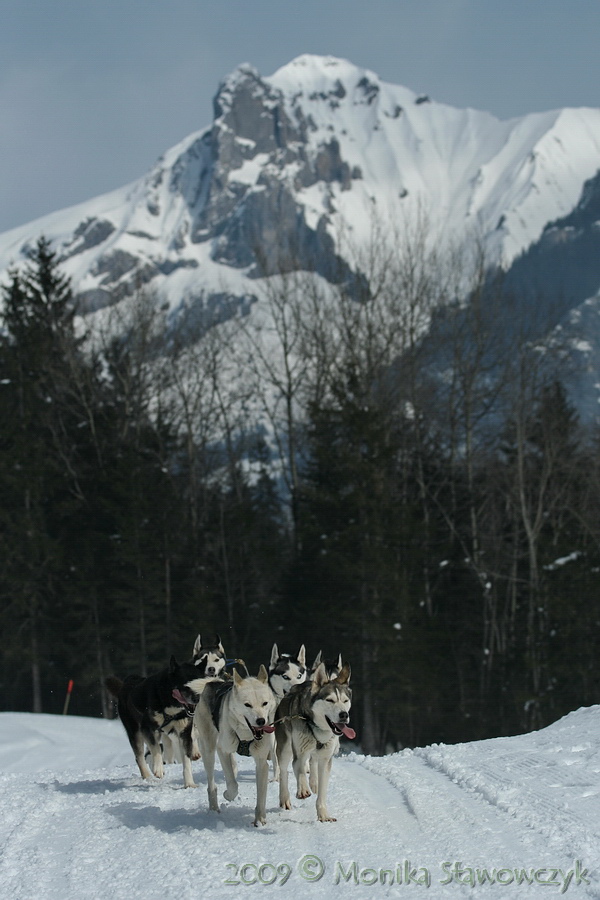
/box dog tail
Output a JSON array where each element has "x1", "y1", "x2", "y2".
[{"x1": 105, "y1": 676, "x2": 124, "y2": 698}]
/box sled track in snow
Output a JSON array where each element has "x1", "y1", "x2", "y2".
[{"x1": 2, "y1": 707, "x2": 600, "y2": 900}]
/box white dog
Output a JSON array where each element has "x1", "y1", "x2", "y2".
[{"x1": 194, "y1": 665, "x2": 277, "y2": 826}]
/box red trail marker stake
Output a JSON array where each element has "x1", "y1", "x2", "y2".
[{"x1": 62, "y1": 679, "x2": 74, "y2": 715}]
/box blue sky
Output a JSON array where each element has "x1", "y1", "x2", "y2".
[{"x1": 1, "y1": 0, "x2": 598, "y2": 233}]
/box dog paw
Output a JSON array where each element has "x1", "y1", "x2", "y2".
[
  {"x1": 184, "y1": 782, "x2": 198, "y2": 789},
  {"x1": 153, "y1": 766, "x2": 164, "y2": 779},
  {"x1": 296, "y1": 788, "x2": 311, "y2": 799},
  {"x1": 309, "y1": 779, "x2": 318, "y2": 793},
  {"x1": 191, "y1": 752, "x2": 201, "y2": 761},
  {"x1": 317, "y1": 814, "x2": 337, "y2": 822},
  {"x1": 223, "y1": 788, "x2": 238, "y2": 802},
  {"x1": 279, "y1": 799, "x2": 292, "y2": 810}
]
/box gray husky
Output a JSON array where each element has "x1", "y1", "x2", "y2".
[
  {"x1": 307, "y1": 652, "x2": 343, "y2": 791},
  {"x1": 194, "y1": 665, "x2": 277, "y2": 826},
  {"x1": 275, "y1": 662, "x2": 355, "y2": 822}
]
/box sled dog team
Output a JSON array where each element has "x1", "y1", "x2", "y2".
[{"x1": 106, "y1": 636, "x2": 355, "y2": 826}]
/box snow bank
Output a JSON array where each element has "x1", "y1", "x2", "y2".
[{"x1": 0, "y1": 707, "x2": 598, "y2": 898}]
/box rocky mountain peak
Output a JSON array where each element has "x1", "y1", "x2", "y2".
[{"x1": 1, "y1": 55, "x2": 600, "y2": 332}]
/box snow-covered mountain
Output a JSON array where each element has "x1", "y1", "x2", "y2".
[
  {"x1": 1, "y1": 54, "x2": 600, "y2": 323},
  {"x1": 1, "y1": 707, "x2": 599, "y2": 898}
]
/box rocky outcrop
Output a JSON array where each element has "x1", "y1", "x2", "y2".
[{"x1": 184, "y1": 66, "x2": 358, "y2": 278}]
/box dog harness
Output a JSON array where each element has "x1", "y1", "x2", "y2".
[
  {"x1": 209, "y1": 680, "x2": 235, "y2": 730},
  {"x1": 127, "y1": 688, "x2": 191, "y2": 732},
  {"x1": 157, "y1": 707, "x2": 190, "y2": 732}
]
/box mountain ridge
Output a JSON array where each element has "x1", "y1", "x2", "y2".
[{"x1": 1, "y1": 54, "x2": 600, "y2": 326}]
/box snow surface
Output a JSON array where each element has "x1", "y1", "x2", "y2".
[{"x1": 1, "y1": 707, "x2": 599, "y2": 898}]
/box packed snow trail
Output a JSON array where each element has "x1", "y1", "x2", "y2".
[{"x1": 0, "y1": 709, "x2": 598, "y2": 898}]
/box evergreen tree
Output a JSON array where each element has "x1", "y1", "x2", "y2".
[{"x1": 0, "y1": 238, "x2": 86, "y2": 711}]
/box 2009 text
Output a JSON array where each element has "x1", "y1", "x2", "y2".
[{"x1": 224, "y1": 857, "x2": 590, "y2": 892}]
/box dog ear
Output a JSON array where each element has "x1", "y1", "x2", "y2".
[
  {"x1": 257, "y1": 664, "x2": 268, "y2": 683},
  {"x1": 233, "y1": 668, "x2": 244, "y2": 687},
  {"x1": 336, "y1": 653, "x2": 342, "y2": 671},
  {"x1": 311, "y1": 650, "x2": 322, "y2": 674},
  {"x1": 334, "y1": 663, "x2": 351, "y2": 685},
  {"x1": 169, "y1": 655, "x2": 179, "y2": 673},
  {"x1": 270, "y1": 643, "x2": 279, "y2": 668},
  {"x1": 311, "y1": 662, "x2": 327, "y2": 693},
  {"x1": 193, "y1": 635, "x2": 202, "y2": 657},
  {"x1": 215, "y1": 633, "x2": 224, "y2": 653},
  {"x1": 297, "y1": 644, "x2": 306, "y2": 667}
]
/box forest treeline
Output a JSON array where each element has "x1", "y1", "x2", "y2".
[{"x1": 1, "y1": 231, "x2": 599, "y2": 754}]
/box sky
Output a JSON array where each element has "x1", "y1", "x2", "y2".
[{"x1": 1, "y1": 0, "x2": 599, "y2": 234}]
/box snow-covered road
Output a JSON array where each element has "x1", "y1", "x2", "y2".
[{"x1": 0, "y1": 708, "x2": 598, "y2": 898}]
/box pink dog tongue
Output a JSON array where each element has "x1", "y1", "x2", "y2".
[
  {"x1": 340, "y1": 724, "x2": 356, "y2": 739},
  {"x1": 260, "y1": 724, "x2": 275, "y2": 733},
  {"x1": 172, "y1": 689, "x2": 187, "y2": 705}
]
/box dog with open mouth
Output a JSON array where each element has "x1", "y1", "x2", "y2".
[
  {"x1": 194, "y1": 664, "x2": 277, "y2": 826},
  {"x1": 162, "y1": 633, "x2": 228, "y2": 766},
  {"x1": 275, "y1": 661, "x2": 355, "y2": 822},
  {"x1": 106, "y1": 656, "x2": 206, "y2": 788}
]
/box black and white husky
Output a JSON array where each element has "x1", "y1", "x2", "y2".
[
  {"x1": 162, "y1": 634, "x2": 227, "y2": 765},
  {"x1": 268, "y1": 644, "x2": 307, "y2": 780},
  {"x1": 268, "y1": 643, "x2": 307, "y2": 697},
  {"x1": 192, "y1": 633, "x2": 227, "y2": 678},
  {"x1": 194, "y1": 665, "x2": 277, "y2": 826},
  {"x1": 310, "y1": 651, "x2": 342, "y2": 681},
  {"x1": 106, "y1": 657, "x2": 205, "y2": 788},
  {"x1": 275, "y1": 662, "x2": 355, "y2": 822}
]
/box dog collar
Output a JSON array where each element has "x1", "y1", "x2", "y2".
[
  {"x1": 237, "y1": 722, "x2": 275, "y2": 755},
  {"x1": 209, "y1": 681, "x2": 234, "y2": 730}
]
